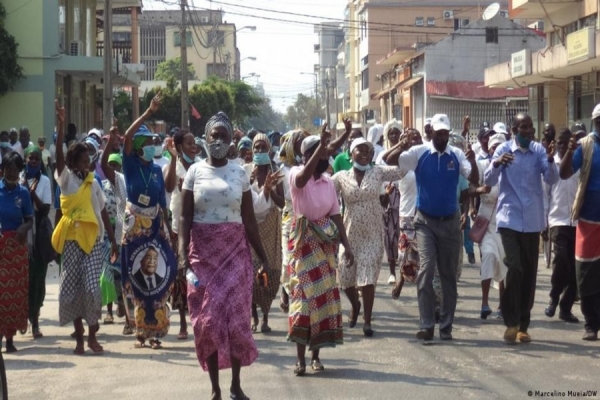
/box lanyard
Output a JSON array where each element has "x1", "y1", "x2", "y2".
[{"x1": 139, "y1": 167, "x2": 152, "y2": 195}]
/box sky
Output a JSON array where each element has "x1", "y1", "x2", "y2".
[{"x1": 145, "y1": 0, "x2": 349, "y2": 113}]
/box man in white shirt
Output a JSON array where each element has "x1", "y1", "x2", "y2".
[
  {"x1": 544, "y1": 128, "x2": 579, "y2": 323},
  {"x1": 12, "y1": 127, "x2": 34, "y2": 158}
]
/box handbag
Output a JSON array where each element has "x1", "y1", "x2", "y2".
[{"x1": 468, "y1": 198, "x2": 498, "y2": 244}]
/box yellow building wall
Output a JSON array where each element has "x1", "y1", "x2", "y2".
[
  {"x1": 3, "y1": 0, "x2": 44, "y2": 75},
  {"x1": 0, "y1": 93, "x2": 45, "y2": 136}
]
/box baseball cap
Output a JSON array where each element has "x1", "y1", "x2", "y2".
[
  {"x1": 592, "y1": 104, "x2": 600, "y2": 120},
  {"x1": 489, "y1": 133, "x2": 507, "y2": 149},
  {"x1": 571, "y1": 122, "x2": 587, "y2": 134},
  {"x1": 108, "y1": 153, "x2": 123, "y2": 166},
  {"x1": 350, "y1": 137, "x2": 374, "y2": 153},
  {"x1": 492, "y1": 122, "x2": 508, "y2": 135},
  {"x1": 431, "y1": 114, "x2": 451, "y2": 131},
  {"x1": 300, "y1": 135, "x2": 321, "y2": 155},
  {"x1": 477, "y1": 127, "x2": 494, "y2": 140}
]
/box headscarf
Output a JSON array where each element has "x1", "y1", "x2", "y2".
[
  {"x1": 280, "y1": 129, "x2": 310, "y2": 166},
  {"x1": 383, "y1": 119, "x2": 403, "y2": 149},
  {"x1": 238, "y1": 136, "x2": 252, "y2": 151},
  {"x1": 252, "y1": 133, "x2": 271, "y2": 153},
  {"x1": 300, "y1": 135, "x2": 320, "y2": 155},
  {"x1": 266, "y1": 131, "x2": 281, "y2": 148},
  {"x1": 108, "y1": 153, "x2": 123, "y2": 166},
  {"x1": 367, "y1": 124, "x2": 384, "y2": 146},
  {"x1": 205, "y1": 112, "x2": 233, "y2": 138},
  {"x1": 24, "y1": 146, "x2": 41, "y2": 159},
  {"x1": 133, "y1": 125, "x2": 154, "y2": 151}
]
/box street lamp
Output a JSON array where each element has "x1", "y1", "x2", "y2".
[
  {"x1": 240, "y1": 57, "x2": 257, "y2": 62},
  {"x1": 242, "y1": 73, "x2": 260, "y2": 81},
  {"x1": 300, "y1": 72, "x2": 320, "y2": 119}
]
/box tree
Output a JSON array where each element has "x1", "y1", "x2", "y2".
[
  {"x1": 284, "y1": 94, "x2": 320, "y2": 133},
  {"x1": 245, "y1": 97, "x2": 286, "y2": 132},
  {"x1": 225, "y1": 79, "x2": 263, "y2": 125},
  {"x1": 113, "y1": 91, "x2": 133, "y2": 132},
  {"x1": 154, "y1": 57, "x2": 197, "y2": 81},
  {"x1": 0, "y1": 4, "x2": 24, "y2": 96}
]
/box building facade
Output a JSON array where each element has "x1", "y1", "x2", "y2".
[
  {"x1": 0, "y1": 0, "x2": 140, "y2": 141},
  {"x1": 485, "y1": 0, "x2": 600, "y2": 134},
  {"x1": 344, "y1": 0, "x2": 510, "y2": 127}
]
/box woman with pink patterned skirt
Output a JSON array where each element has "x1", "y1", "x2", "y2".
[{"x1": 178, "y1": 112, "x2": 268, "y2": 400}]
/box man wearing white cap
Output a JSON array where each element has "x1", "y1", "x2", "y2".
[
  {"x1": 399, "y1": 114, "x2": 479, "y2": 341},
  {"x1": 493, "y1": 122, "x2": 510, "y2": 140},
  {"x1": 484, "y1": 113, "x2": 558, "y2": 344},
  {"x1": 423, "y1": 118, "x2": 433, "y2": 142},
  {"x1": 560, "y1": 104, "x2": 600, "y2": 341}
]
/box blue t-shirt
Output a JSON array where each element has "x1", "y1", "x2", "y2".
[
  {"x1": 414, "y1": 149, "x2": 461, "y2": 217},
  {"x1": 572, "y1": 137, "x2": 600, "y2": 221},
  {"x1": 0, "y1": 181, "x2": 34, "y2": 231},
  {"x1": 122, "y1": 151, "x2": 166, "y2": 208}
]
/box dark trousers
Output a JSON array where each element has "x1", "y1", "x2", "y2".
[
  {"x1": 581, "y1": 293, "x2": 600, "y2": 333},
  {"x1": 499, "y1": 229, "x2": 540, "y2": 331},
  {"x1": 549, "y1": 226, "x2": 577, "y2": 313}
]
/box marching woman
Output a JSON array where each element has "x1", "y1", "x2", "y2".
[
  {"x1": 179, "y1": 111, "x2": 269, "y2": 400},
  {"x1": 286, "y1": 126, "x2": 354, "y2": 375},
  {"x1": 248, "y1": 133, "x2": 285, "y2": 333},
  {"x1": 332, "y1": 137, "x2": 406, "y2": 337},
  {"x1": 52, "y1": 101, "x2": 118, "y2": 355},
  {"x1": 121, "y1": 93, "x2": 177, "y2": 350},
  {"x1": 22, "y1": 147, "x2": 54, "y2": 338},
  {"x1": 0, "y1": 152, "x2": 33, "y2": 353},
  {"x1": 164, "y1": 128, "x2": 197, "y2": 340}
]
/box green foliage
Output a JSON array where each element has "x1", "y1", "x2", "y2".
[
  {"x1": 0, "y1": 3, "x2": 24, "y2": 97},
  {"x1": 225, "y1": 79, "x2": 263, "y2": 125},
  {"x1": 154, "y1": 57, "x2": 197, "y2": 81},
  {"x1": 245, "y1": 97, "x2": 285, "y2": 132},
  {"x1": 113, "y1": 91, "x2": 133, "y2": 132},
  {"x1": 284, "y1": 94, "x2": 320, "y2": 133}
]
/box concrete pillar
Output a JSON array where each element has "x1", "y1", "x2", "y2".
[
  {"x1": 547, "y1": 81, "x2": 567, "y2": 128},
  {"x1": 131, "y1": 6, "x2": 140, "y2": 119}
]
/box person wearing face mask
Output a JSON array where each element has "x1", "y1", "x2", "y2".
[
  {"x1": 178, "y1": 111, "x2": 269, "y2": 400},
  {"x1": 267, "y1": 131, "x2": 282, "y2": 165},
  {"x1": 121, "y1": 93, "x2": 177, "y2": 350},
  {"x1": 21, "y1": 147, "x2": 54, "y2": 340},
  {"x1": 152, "y1": 135, "x2": 170, "y2": 169},
  {"x1": 332, "y1": 136, "x2": 406, "y2": 337},
  {"x1": 333, "y1": 129, "x2": 363, "y2": 173},
  {"x1": 52, "y1": 100, "x2": 118, "y2": 355},
  {"x1": 560, "y1": 104, "x2": 600, "y2": 341},
  {"x1": 163, "y1": 128, "x2": 197, "y2": 341},
  {"x1": 484, "y1": 112, "x2": 558, "y2": 344},
  {"x1": 237, "y1": 136, "x2": 253, "y2": 165},
  {"x1": 396, "y1": 114, "x2": 479, "y2": 342},
  {"x1": 246, "y1": 133, "x2": 284, "y2": 334},
  {"x1": 286, "y1": 126, "x2": 353, "y2": 376},
  {"x1": 0, "y1": 152, "x2": 34, "y2": 353}
]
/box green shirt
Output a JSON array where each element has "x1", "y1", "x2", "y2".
[{"x1": 333, "y1": 151, "x2": 352, "y2": 173}]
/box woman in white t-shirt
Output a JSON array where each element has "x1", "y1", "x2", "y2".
[
  {"x1": 178, "y1": 112, "x2": 268, "y2": 400},
  {"x1": 163, "y1": 128, "x2": 197, "y2": 340},
  {"x1": 52, "y1": 103, "x2": 118, "y2": 355}
]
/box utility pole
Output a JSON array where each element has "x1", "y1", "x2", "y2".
[
  {"x1": 180, "y1": 0, "x2": 189, "y2": 129},
  {"x1": 103, "y1": 0, "x2": 113, "y2": 136},
  {"x1": 314, "y1": 74, "x2": 319, "y2": 120},
  {"x1": 325, "y1": 68, "x2": 331, "y2": 127}
]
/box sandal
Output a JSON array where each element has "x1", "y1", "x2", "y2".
[
  {"x1": 311, "y1": 359, "x2": 325, "y2": 371},
  {"x1": 294, "y1": 362, "x2": 306, "y2": 376},
  {"x1": 73, "y1": 343, "x2": 85, "y2": 355},
  {"x1": 229, "y1": 390, "x2": 250, "y2": 400},
  {"x1": 32, "y1": 327, "x2": 43, "y2": 339},
  {"x1": 149, "y1": 339, "x2": 162, "y2": 350},
  {"x1": 87, "y1": 340, "x2": 104, "y2": 355},
  {"x1": 177, "y1": 331, "x2": 188, "y2": 340},
  {"x1": 391, "y1": 279, "x2": 405, "y2": 300},
  {"x1": 260, "y1": 322, "x2": 272, "y2": 333},
  {"x1": 122, "y1": 325, "x2": 134, "y2": 335},
  {"x1": 134, "y1": 338, "x2": 146, "y2": 349},
  {"x1": 104, "y1": 314, "x2": 114, "y2": 325},
  {"x1": 279, "y1": 301, "x2": 289, "y2": 314},
  {"x1": 349, "y1": 301, "x2": 361, "y2": 328},
  {"x1": 251, "y1": 323, "x2": 258, "y2": 333},
  {"x1": 363, "y1": 323, "x2": 374, "y2": 337}
]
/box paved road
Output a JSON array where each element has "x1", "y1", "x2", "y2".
[{"x1": 4, "y1": 255, "x2": 600, "y2": 400}]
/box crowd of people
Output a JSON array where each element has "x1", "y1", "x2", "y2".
[{"x1": 1, "y1": 93, "x2": 599, "y2": 400}]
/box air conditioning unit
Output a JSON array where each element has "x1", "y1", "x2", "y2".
[
  {"x1": 200, "y1": 16, "x2": 209, "y2": 23},
  {"x1": 499, "y1": 10, "x2": 509, "y2": 18},
  {"x1": 69, "y1": 40, "x2": 82, "y2": 56},
  {"x1": 443, "y1": 10, "x2": 454, "y2": 20}
]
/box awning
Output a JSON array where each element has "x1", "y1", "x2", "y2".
[
  {"x1": 377, "y1": 47, "x2": 421, "y2": 66},
  {"x1": 427, "y1": 81, "x2": 528, "y2": 100},
  {"x1": 372, "y1": 76, "x2": 423, "y2": 100}
]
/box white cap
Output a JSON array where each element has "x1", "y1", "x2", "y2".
[
  {"x1": 424, "y1": 118, "x2": 432, "y2": 127},
  {"x1": 88, "y1": 128, "x2": 102, "y2": 138},
  {"x1": 431, "y1": 114, "x2": 451, "y2": 131},
  {"x1": 300, "y1": 135, "x2": 320, "y2": 155},
  {"x1": 489, "y1": 133, "x2": 507, "y2": 149},
  {"x1": 492, "y1": 122, "x2": 508, "y2": 135},
  {"x1": 592, "y1": 104, "x2": 600, "y2": 120},
  {"x1": 350, "y1": 137, "x2": 374, "y2": 153}
]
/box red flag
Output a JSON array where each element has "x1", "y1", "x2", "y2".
[{"x1": 191, "y1": 105, "x2": 201, "y2": 120}]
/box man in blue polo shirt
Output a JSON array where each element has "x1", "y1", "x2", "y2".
[{"x1": 399, "y1": 114, "x2": 479, "y2": 341}]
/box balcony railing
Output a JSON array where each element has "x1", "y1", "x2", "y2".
[{"x1": 96, "y1": 40, "x2": 133, "y2": 64}]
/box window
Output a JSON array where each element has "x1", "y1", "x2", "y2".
[
  {"x1": 361, "y1": 68, "x2": 369, "y2": 90},
  {"x1": 485, "y1": 27, "x2": 499, "y2": 44},
  {"x1": 427, "y1": 17, "x2": 435, "y2": 27},
  {"x1": 209, "y1": 30, "x2": 225, "y2": 46},
  {"x1": 415, "y1": 17, "x2": 424, "y2": 27},
  {"x1": 207, "y1": 63, "x2": 228, "y2": 78},
  {"x1": 113, "y1": 32, "x2": 131, "y2": 43},
  {"x1": 361, "y1": 55, "x2": 368, "y2": 68},
  {"x1": 174, "y1": 31, "x2": 193, "y2": 47},
  {"x1": 454, "y1": 18, "x2": 470, "y2": 30}
]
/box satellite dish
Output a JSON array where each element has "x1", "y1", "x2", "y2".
[{"x1": 482, "y1": 2, "x2": 500, "y2": 21}]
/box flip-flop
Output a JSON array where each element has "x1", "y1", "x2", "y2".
[
  {"x1": 87, "y1": 341, "x2": 104, "y2": 355},
  {"x1": 480, "y1": 305, "x2": 492, "y2": 320},
  {"x1": 177, "y1": 331, "x2": 188, "y2": 340},
  {"x1": 32, "y1": 327, "x2": 43, "y2": 339},
  {"x1": 134, "y1": 340, "x2": 146, "y2": 349},
  {"x1": 260, "y1": 322, "x2": 272, "y2": 333},
  {"x1": 103, "y1": 315, "x2": 114, "y2": 325},
  {"x1": 73, "y1": 344, "x2": 85, "y2": 355},
  {"x1": 311, "y1": 359, "x2": 325, "y2": 371},
  {"x1": 149, "y1": 339, "x2": 162, "y2": 350},
  {"x1": 294, "y1": 362, "x2": 306, "y2": 376}
]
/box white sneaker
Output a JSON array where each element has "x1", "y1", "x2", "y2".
[{"x1": 387, "y1": 275, "x2": 396, "y2": 284}]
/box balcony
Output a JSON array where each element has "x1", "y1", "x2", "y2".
[
  {"x1": 96, "y1": 40, "x2": 133, "y2": 64},
  {"x1": 510, "y1": 0, "x2": 575, "y2": 19}
]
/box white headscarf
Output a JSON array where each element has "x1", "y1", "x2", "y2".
[
  {"x1": 367, "y1": 124, "x2": 384, "y2": 147},
  {"x1": 383, "y1": 119, "x2": 403, "y2": 149}
]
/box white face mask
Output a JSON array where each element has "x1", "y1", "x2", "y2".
[{"x1": 154, "y1": 145, "x2": 163, "y2": 158}]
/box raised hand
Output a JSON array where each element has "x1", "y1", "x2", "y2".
[
  {"x1": 493, "y1": 153, "x2": 514, "y2": 168},
  {"x1": 55, "y1": 100, "x2": 65, "y2": 124},
  {"x1": 148, "y1": 91, "x2": 162, "y2": 114},
  {"x1": 321, "y1": 123, "x2": 332, "y2": 146},
  {"x1": 165, "y1": 137, "x2": 177, "y2": 158},
  {"x1": 546, "y1": 140, "x2": 556, "y2": 158},
  {"x1": 465, "y1": 143, "x2": 476, "y2": 162},
  {"x1": 343, "y1": 118, "x2": 352, "y2": 134}
]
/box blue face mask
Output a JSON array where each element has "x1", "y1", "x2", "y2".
[
  {"x1": 141, "y1": 145, "x2": 155, "y2": 162},
  {"x1": 26, "y1": 164, "x2": 41, "y2": 179},
  {"x1": 353, "y1": 161, "x2": 371, "y2": 171},
  {"x1": 516, "y1": 134, "x2": 532, "y2": 149},
  {"x1": 182, "y1": 152, "x2": 195, "y2": 164},
  {"x1": 253, "y1": 152, "x2": 271, "y2": 166}
]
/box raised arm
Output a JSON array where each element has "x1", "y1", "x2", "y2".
[
  {"x1": 55, "y1": 100, "x2": 66, "y2": 176},
  {"x1": 294, "y1": 125, "x2": 331, "y2": 189},
  {"x1": 326, "y1": 118, "x2": 352, "y2": 156},
  {"x1": 560, "y1": 135, "x2": 579, "y2": 180},
  {"x1": 541, "y1": 140, "x2": 559, "y2": 185},
  {"x1": 101, "y1": 127, "x2": 119, "y2": 185},
  {"x1": 163, "y1": 138, "x2": 178, "y2": 194},
  {"x1": 124, "y1": 92, "x2": 161, "y2": 156}
]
